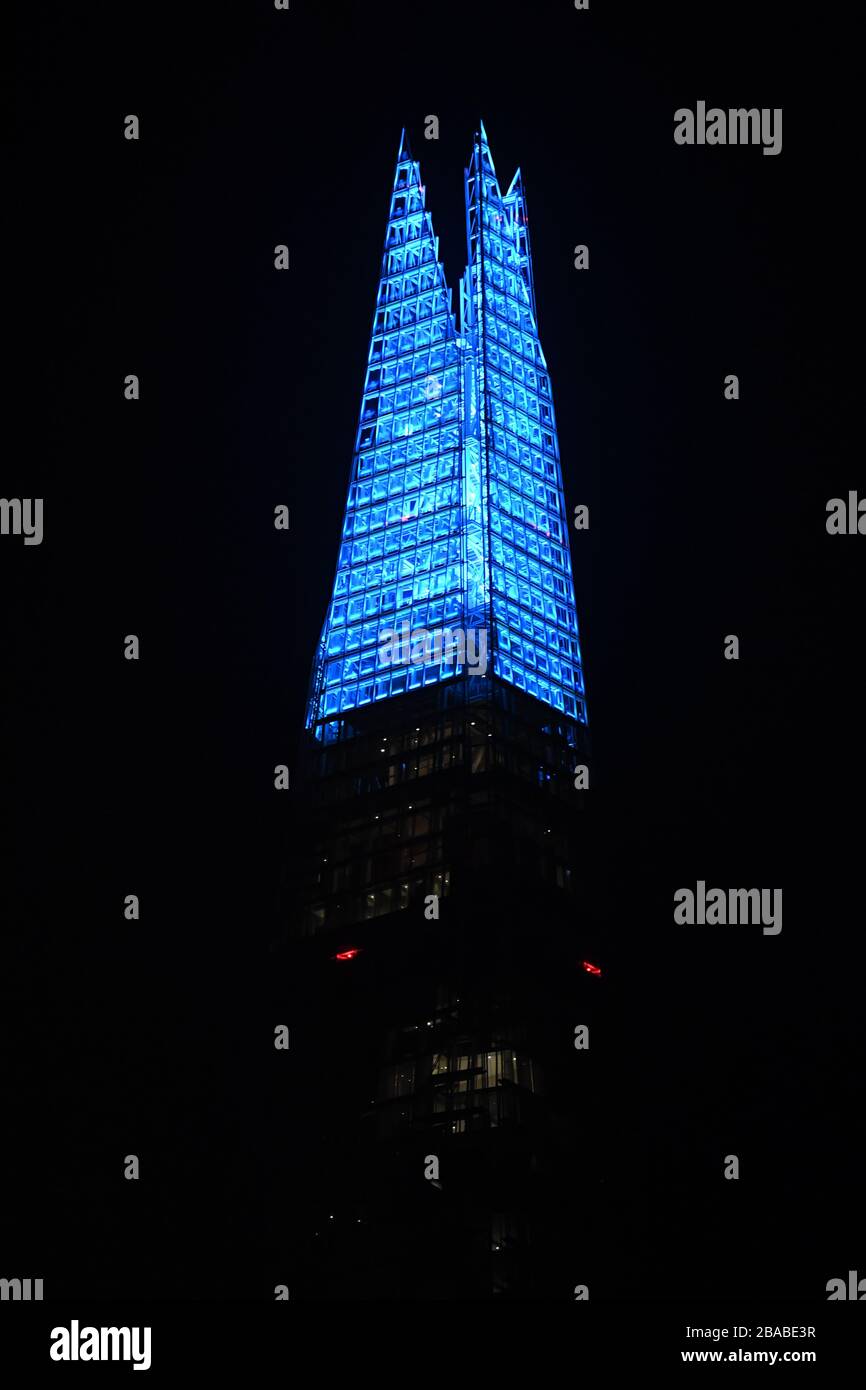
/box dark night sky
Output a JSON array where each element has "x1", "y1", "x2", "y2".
[{"x1": 3, "y1": 0, "x2": 862, "y2": 1298}]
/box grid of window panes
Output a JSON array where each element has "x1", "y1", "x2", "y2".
[
  {"x1": 377, "y1": 1048, "x2": 538, "y2": 1136},
  {"x1": 381, "y1": 1049, "x2": 536, "y2": 1098},
  {"x1": 470, "y1": 134, "x2": 587, "y2": 722},
  {"x1": 308, "y1": 128, "x2": 588, "y2": 730},
  {"x1": 308, "y1": 141, "x2": 467, "y2": 727}
]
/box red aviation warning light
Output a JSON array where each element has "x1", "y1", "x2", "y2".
[
  {"x1": 333, "y1": 948, "x2": 362, "y2": 962},
  {"x1": 580, "y1": 960, "x2": 602, "y2": 977}
]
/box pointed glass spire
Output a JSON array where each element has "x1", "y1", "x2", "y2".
[
  {"x1": 307, "y1": 125, "x2": 587, "y2": 732},
  {"x1": 306, "y1": 135, "x2": 465, "y2": 727},
  {"x1": 396, "y1": 126, "x2": 412, "y2": 161},
  {"x1": 465, "y1": 125, "x2": 586, "y2": 722}
]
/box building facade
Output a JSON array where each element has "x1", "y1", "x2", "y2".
[{"x1": 281, "y1": 127, "x2": 616, "y2": 1299}]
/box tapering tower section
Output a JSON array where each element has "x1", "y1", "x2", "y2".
[
  {"x1": 463, "y1": 122, "x2": 586, "y2": 723},
  {"x1": 306, "y1": 131, "x2": 466, "y2": 729},
  {"x1": 307, "y1": 124, "x2": 586, "y2": 743},
  {"x1": 297, "y1": 125, "x2": 591, "y2": 939}
]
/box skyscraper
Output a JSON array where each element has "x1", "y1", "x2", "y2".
[{"x1": 283, "y1": 125, "x2": 611, "y2": 1299}]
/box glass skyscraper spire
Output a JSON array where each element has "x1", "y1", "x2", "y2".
[{"x1": 307, "y1": 124, "x2": 586, "y2": 733}]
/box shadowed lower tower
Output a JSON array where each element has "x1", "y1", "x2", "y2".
[{"x1": 281, "y1": 127, "x2": 616, "y2": 1300}]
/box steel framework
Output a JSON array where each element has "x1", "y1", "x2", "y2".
[{"x1": 307, "y1": 125, "x2": 586, "y2": 733}]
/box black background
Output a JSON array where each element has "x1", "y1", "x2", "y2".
[{"x1": 3, "y1": 0, "x2": 862, "y2": 1300}]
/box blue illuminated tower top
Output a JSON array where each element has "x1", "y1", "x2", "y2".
[{"x1": 306, "y1": 124, "x2": 586, "y2": 734}]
